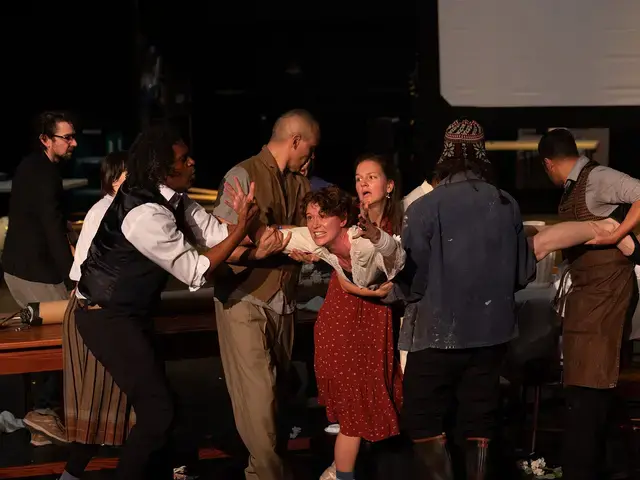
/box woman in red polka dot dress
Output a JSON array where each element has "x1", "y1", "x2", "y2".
[
  {"x1": 314, "y1": 155, "x2": 405, "y2": 480},
  {"x1": 229, "y1": 155, "x2": 405, "y2": 480}
]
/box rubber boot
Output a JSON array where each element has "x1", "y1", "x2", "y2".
[
  {"x1": 413, "y1": 434, "x2": 454, "y2": 480},
  {"x1": 465, "y1": 438, "x2": 490, "y2": 480}
]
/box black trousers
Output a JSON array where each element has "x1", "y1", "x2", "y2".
[
  {"x1": 402, "y1": 344, "x2": 507, "y2": 440},
  {"x1": 74, "y1": 308, "x2": 174, "y2": 480},
  {"x1": 563, "y1": 386, "x2": 632, "y2": 480}
]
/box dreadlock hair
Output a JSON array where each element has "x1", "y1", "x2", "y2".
[
  {"x1": 432, "y1": 120, "x2": 509, "y2": 204},
  {"x1": 433, "y1": 149, "x2": 496, "y2": 186},
  {"x1": 354, "y1": 153, "x2": 403, "y2": 235},
  {"x1": 435, "y1": 155, "x2": 509, "y2": 205},
  {"x1": 126, "y1": 125, "x2": 183, "y2": 191}
]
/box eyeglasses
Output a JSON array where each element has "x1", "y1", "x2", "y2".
[{"x1": 53, "y1": 134, "x2": 76, "y2": 142}]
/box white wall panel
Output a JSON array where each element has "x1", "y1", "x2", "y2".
[{"x1": 439, "y1": 0, "x2": 640, "y2": 107}]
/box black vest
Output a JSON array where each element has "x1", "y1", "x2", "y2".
[{"x1": 78, "y1": 181, "x2": 176, "y2": 315}]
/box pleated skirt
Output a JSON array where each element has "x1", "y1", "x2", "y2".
[{"x1": 62, "y1": 295, "x2": 136, "y2": 445}]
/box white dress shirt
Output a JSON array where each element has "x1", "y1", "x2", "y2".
[
  {"x1": 75, "y1": 184, "x2": 228, "y2": 299},
  {"x1": 403, "y1": 180, "x2": 433, "y2": 211},
  {"x1": 282, "y1": 225, "x2": 406, "y2": 289}
]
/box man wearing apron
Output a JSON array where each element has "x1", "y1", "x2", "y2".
[{"x1": 538, "y1": 129, "x2": 640, "y2": 480}]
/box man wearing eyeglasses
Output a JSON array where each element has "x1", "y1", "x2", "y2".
[{"x1": 2, "y1": 111, "x2": 78, "y2": 447}]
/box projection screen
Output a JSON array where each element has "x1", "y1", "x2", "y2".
[{"x1": 438, "y1": 0, "x2": 640, "y2": 107}]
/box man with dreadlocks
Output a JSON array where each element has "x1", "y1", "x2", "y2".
[
  {"x1": 62, "y1": 125, "x2": 260, "y2": 480},
  {"x1": 394, "y1": 119, "x2": 537, "y2": 480}
]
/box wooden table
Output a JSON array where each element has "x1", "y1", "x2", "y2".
[
  {"x1": 0, "y1": 311, "x2": 218, "y2": 376},
  {"x1": 0, "y1": 305, "x2": 318, "y2": 478}
]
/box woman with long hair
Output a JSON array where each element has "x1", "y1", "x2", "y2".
[
  {"x1": 311, "y1": 154, "x2": 404, "y2": 480},
  {"x1": 225, "y1": 154, "x2": 405, "y2": 480},
  {"x1": 63, "y1": 152, "x2": 131, "y2": 476}
]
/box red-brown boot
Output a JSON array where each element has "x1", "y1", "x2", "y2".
[{"x1": 465, "y1": 437, "x2": 490, "y2": 480}]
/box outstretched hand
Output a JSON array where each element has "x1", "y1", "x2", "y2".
[
  {"x1": 352, "y1": 203, "x2": 381, "y2": 243},
  {"x1": 224, "y1": 177, "x2": 256, "y2": 217},
  {"x1": 224, "y1": 177, "x2": 259, "y2": 232}
]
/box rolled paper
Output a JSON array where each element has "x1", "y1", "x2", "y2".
[
  {"x1": 21, "y1": 300, "x2": 70, "y2": 326},
  {"x1": 22, "y1": 288, "x2": 217, "y2": 326}
]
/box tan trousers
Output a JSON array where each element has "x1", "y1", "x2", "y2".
[{"x1": 215, "y1": 299, "x2": 294, "y2": 480}]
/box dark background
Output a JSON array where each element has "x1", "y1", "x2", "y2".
[{"x1": 3, "y1": 4, "x2": 639, "y2": 213}]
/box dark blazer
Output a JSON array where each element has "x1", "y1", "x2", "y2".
[{"x1": 2, "y1": 152, "x2": 73, "y2": 284}]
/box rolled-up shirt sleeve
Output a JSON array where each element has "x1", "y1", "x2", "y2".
[{"x1": 122, "y1": 204, "x2": 210, "y2": 291}]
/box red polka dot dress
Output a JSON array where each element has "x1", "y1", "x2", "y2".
[{"x1": 314, "y1": 271, "x2": 403, "y2": 442}]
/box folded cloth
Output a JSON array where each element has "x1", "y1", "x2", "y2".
[
  {"x1": 0, "y1": 411, "x2": 25, "y2": 433},
  {"x1": 297, "y1": 296, "x2": 324, "y2": 312}
]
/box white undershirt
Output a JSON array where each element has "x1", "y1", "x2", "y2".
[
  {"x1": 74, "y1": 184, "x2": 228, "y2": 299},
  {"x1": 402, "y1": 180, "x2": 433, "y2": 211}
]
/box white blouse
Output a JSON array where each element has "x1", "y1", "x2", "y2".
[
  {"x1": 69, "y1": 195, "x2": 114, "y2": 282},
  {"x1": 282, "y1": 225, "x2": 406, "y2": 289}
]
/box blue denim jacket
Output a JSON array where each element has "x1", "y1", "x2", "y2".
[{"x1": 395, "y1": 172, "x2": 536, "y2": 351}]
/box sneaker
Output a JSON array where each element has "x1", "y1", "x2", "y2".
[
  {"x1": 173, "y1": 465, "x2": 200, "y2": 480},
  {"x1": 30, "y1": 431, "x2": 52, "y2": 447},
  {"x1": 324, "y1": 423, "x2": 340, "y2": 435},
  {"x1": 23, "y1": 410, "x2": 68, "y2": 444},
  {"x1": 319, "y1": 462, "x2": 336, "y2": 480}
]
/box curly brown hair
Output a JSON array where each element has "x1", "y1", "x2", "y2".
[{"x1": 301, "y1": 186, "x2": 358, "y2": 226}]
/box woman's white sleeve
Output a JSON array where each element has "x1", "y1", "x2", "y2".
[
  {"x1": 281, "y1": 227, "x2": 324, "y2": 256},
  {"x1": 373, "y1": 231, "x2": 406, "y2": 281}
]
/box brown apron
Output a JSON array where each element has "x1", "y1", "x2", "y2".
[{"x1": 556, "y1": 161, "x2": 638, "y2": 389}]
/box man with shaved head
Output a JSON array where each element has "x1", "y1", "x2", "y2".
[{"x1": 212, "y1": 109, "x2": 319, "y2": 480}]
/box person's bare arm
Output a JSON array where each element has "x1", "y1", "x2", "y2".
[
  {"x1": 587, "y1": 218, "x2": 636, "y2": 256},
  {"x1": 528, "y1": 219, "x2": 637, "y2": 260},
  {"x1": 225, "y1": 228, "x2": 292, "y2": 265},
  {"x1": 201, "y1": 190, "x2": 261, "y2": 273},
  {"x1": 335, "y1": 273, "x2": 393, "y2": 298},
  {"x1": 219, "y1": 178, "x2": 294, "y2": 264}
]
